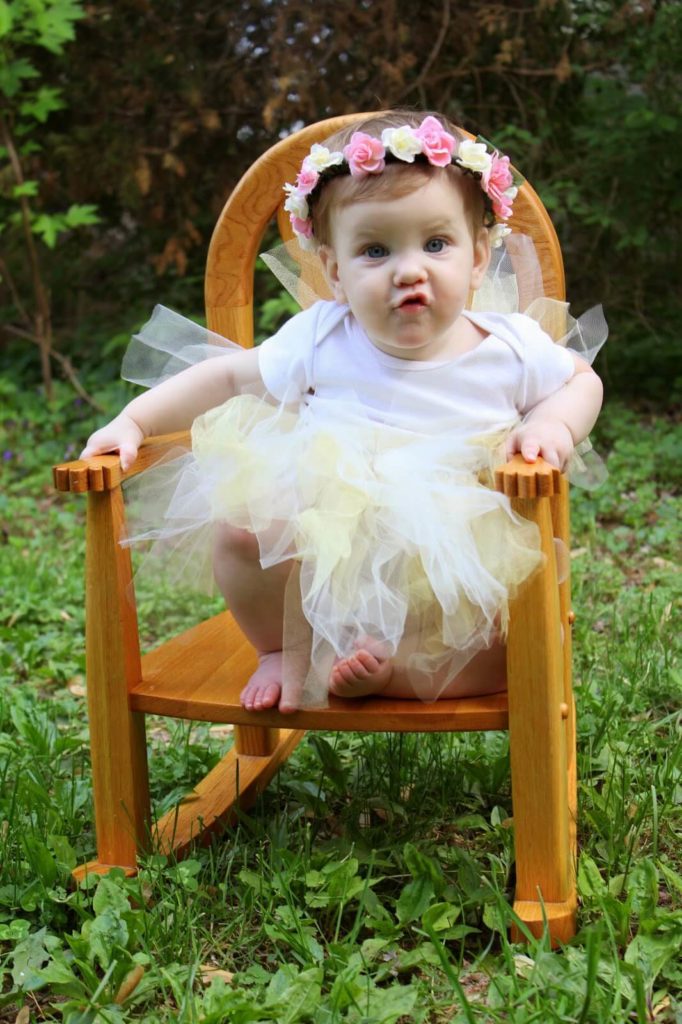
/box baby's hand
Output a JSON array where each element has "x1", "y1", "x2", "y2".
[
  {"x1": 80, "y1": 413, "x2": 145, "y2": 472},
  {"x1": 506, "y1": 419, "x2": 574, "y2": 471}
]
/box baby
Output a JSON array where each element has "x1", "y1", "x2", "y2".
[{"x1": 82, "y1": 111, "x2": 603, "y2": 713}]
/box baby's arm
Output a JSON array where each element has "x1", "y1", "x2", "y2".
[
  {"x1": 506, "y1": 354, "x2": 603, "y2": 469},
  {"x1": 81, "y1": 347, "x2": 262, "y2": 470}
]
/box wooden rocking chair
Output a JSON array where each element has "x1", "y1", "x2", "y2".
[{"x1": 53, "y1": 114, "x2": 577, "y2": 944}]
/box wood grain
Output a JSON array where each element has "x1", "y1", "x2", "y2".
[
  {"x1": 85, "y1": 487, "x2": 150, "y2": 871},
  {"x1": 506, "y1": 495, "x2": 571, "y2": 905},
  {"x1": 552, "y1": 474, "x2": 578, "y2": 864},
  {"x1": 512, "y1": 897, "x2": 577, "y2": 946},
  {"x1": 495, "y1": 454, "x2": 562, "y2": 498}
]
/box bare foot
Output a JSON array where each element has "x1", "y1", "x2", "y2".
[
  {"x1": 329, "y1": 648, "x2": 394, "y2": 699},
  {"x1": 240, "y1": 650, "x2": 304, "y2": 713},
  {"x1": 240, "y1": 651, "x2": 283, "y2": 711}
]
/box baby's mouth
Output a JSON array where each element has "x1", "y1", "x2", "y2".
[{"x1": 397, "y1": 294, "x2": 428, "y2": 311}]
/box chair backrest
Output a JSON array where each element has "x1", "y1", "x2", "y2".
[{"x1": 205, "y1": 113, "x2": 565, "y2": 346}]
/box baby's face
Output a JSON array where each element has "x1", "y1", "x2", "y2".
[{"x1": 319, "y1": 175, "x2": 490, "y2": 361}]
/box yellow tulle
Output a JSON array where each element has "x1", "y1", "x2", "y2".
[{"x1": 183, "y1": 393, "x2": 543, "y2": 705}]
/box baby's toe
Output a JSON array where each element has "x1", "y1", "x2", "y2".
[
  {"x1": 241, "y1": 680, "x2": 278, "y2": 710},
  {"x1": 330, "y1": 660, "x2": 348, "y2": 685},
  {"x1": 329, "y1": 675, "x2": 352, "y2": 697},
  {"x1": 354, "y1": 650, "x2": 381, "y2": 673},
  {"x1": 329, "y1": 662, "x2": 353, "y2": 691},
  {"x1": 254, "y1": 682, "x2": 280, "y2": 710},
  {"x1": 348, "y1": 655, "x2": 371, "y2": 679}
]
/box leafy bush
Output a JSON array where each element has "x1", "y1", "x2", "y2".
[{"x1": 1, "y1": 1, "x2": 680, "y2": 403}]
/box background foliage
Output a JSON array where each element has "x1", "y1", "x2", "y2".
[{"x1": 1, "y1": 0, "x2": 680, "y2": 402}]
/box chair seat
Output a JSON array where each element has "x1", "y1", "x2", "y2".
[{"x1": 131, "y1": 611, "x2": 509, "y2": 732}]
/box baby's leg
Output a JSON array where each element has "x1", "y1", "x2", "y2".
[
  {"x1": 438, "y1": 641, "x2": 507, "y2": 698},
  {"x1": 329, "y1": 637, "x2": 506, "y2": 701},
  {"x1": 382, "y1": 640, "x2": 507, "y2": 700},
  {"x1": 213, "y1": 523, "x2": 300, "y2": 713}
]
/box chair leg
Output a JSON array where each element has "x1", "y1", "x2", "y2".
[
  {"x1": 566, "y1": 697, "x2": 578, "y2": 874},
  {"x1": 507, "y1": 495, "x2": 576, "y2": 945},
  {"x1": 73, "y1": 489, "x2": 151, "y2": 881},
  {"x1": 153, "y1": 727, "x2": 306, "y2": 857},
  {"x1": 235, "y1": 725, "x2": 281, "y2": 756},
  {"x1": 551, "y1": 477, "x2": 578, "y2": 871}
]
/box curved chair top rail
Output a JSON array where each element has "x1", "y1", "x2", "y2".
[{"x1": 205, "y1": 112, "x2": 565, "y2": 346}]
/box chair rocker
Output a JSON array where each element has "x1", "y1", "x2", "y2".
[{"x1": 54, "y1": 113, "x2": 578, "y2": 944}]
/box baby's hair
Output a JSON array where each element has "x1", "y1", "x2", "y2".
[{"x1": 310, "y1": 110, "x2": 487, "y2": 247}]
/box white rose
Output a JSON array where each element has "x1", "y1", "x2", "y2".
[
  {"x1": 504, "y1": 185, "x2": 518, "y2": 201},
  {"x1": 283, "y1": 190, "x2": 309, "y2": 220},
  {"x1": 457, "y1": 140, "x2": 492, "y2": 174},
  {"x1": 304, "y1": 145, "x2": 344, "y2": 172},
  {"x1": 488, "y1": 223, "x2": 512, "y2": 249},
  {"x1": 296, "y1": 233, "x2": 317, "y2": 252},
  {"x1": 381, "y1": 126, "x2": 423, "y2": 162}
]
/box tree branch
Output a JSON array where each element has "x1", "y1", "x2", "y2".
[
  {"x1": 0, "y1": 111, "x2": 54, "y2": 399},
  {"x1": 399, "y1": 0, "x2": 451, "y2": 101},
  {"x1": 0, "y1": 254, "x2": 32, "y2": 328},
  {"x1": 2, "y1": 323, "x2": 105, "y2": 412}
]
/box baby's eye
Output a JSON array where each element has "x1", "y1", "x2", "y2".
[
  {"x1": 424, "y1": 237, "x2": 447, "y2": 253},
  {"x1": 364, "y1": 244, "x2": 388, "y2": 259}
]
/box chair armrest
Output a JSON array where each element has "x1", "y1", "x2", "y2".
[
  {"x1": 494, "y1": 453, "x2": 563, "y2": 498},
  {"x1": 53, "y1": 431, "x2": 190, "y2": 493},
  {"x1": 54, "y1": 440, "x2": 561, "y2": 496}
]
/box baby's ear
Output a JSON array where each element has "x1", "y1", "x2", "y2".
[
  {"x1": 318, "y1": 245, "x2": 347, "y2": 304},
  {"x1": 470, "y1": 228, "x2": 492, "y2": 291}
]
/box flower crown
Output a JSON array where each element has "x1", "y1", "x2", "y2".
[{"x1": 283, "y1": 116, "x2": 521, "y2": 251}]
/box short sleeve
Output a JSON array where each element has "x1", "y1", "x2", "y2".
[
  {"x1": 514, "y1": 314, "x2": 575, "y2": 413},
  {"x1": 257, "y1": 301, "x2": 347, "y2": 402},
  {"x1": 257, "y1": 304, "x2": 320, "y2": 402}
]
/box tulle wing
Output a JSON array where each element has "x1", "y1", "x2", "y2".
[
  {"x1": 119, "y1": 306, "x2": 267, "y2": 594},
  {"x1": 122, "y1": 305, "x2": 247, "y2": 388}
]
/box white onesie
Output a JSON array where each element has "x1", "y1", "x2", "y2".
[{"x1": 258, "y1": 300, "x2": 575, "y2": 436}]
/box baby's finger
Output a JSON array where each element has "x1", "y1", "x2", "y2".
[
  {"x1": 119, "y1": 444, "x2": 138, "y2": 472},
  {"x1": 80, "y1": 440, "x2": 114, "y2": 460},
  {"x1": 520, "y1": 437, "x2": 540, "y2": 463},
  {"x1": 541, "y1": 447, "x2": 560, "y2": 469},
  {"x1": 79, "y1": 443, "x2": 98, "y2": 459},
  {"x1": 505, "y1": 432, "x2": 523, "y2": 460}
]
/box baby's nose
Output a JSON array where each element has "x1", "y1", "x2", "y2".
[{"x1": 393, "y1": 252, "x2": 427, "y2": 285}]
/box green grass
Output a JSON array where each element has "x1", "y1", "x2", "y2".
[{"x1": 0, "y1": 375, "x2": 680, "y2": 1022}]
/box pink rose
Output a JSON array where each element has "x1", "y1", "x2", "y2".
[
  {"x1": 296, "y1": 165, "x2": 319, "y2": 195},
  {"x1": 491, "y1": 193, "x2": 513, "y2": 220},
  {"x1": 483, "y1": 153, "x2": 513, "y2": 191},
  {"x1": 290, "y1": 215, "x2": 313, "y2": 239},
  {"x1": 414, "y1": 115, "x2": 456, "y2": 167},
  {"x1": 343, "y1": 132, "x2": 386, "y2": 177},
  {"x1": 484, "y1": 154, "x2": 514, "y2": 218}
]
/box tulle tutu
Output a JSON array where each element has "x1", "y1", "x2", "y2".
[
  {"x1": 124, "y1": 391, "x2": 543, "y2": 705},
  {"x1": 120, "y1": 234, "x2": 608, "y2": 707}
]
